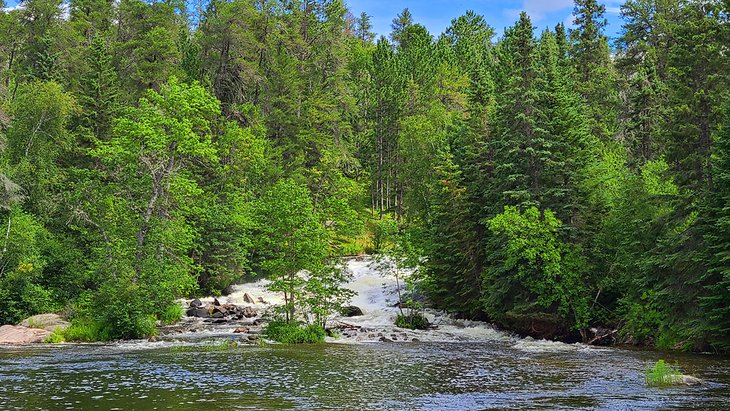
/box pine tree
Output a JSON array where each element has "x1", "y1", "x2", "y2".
[
  {"x1": 700, "y1": 98, "x2": 730, "y2": 352},
  {"x1": 570, "y1": 0, "x2": 619, "y2": 142}
]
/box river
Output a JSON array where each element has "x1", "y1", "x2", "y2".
[{"x1": 0, "y1": 258, "x2": 729, "y2": 410}]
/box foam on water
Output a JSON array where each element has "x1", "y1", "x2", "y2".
[{"x1": 163, "y1": 256, "x2": 585, "y2": 352}]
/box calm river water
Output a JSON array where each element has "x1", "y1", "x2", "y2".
[{"x1": 1, "y1": 340, "x2": 728, "y2": 410}]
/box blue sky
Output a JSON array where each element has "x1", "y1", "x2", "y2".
[
  {"x1": 347, "y1": 0, "x2": 626, "y2": 41},
  {"x1": 3, "y1": 0, "x2": 626, "y2": 41}
]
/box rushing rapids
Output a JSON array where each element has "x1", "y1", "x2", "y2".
[{"x1": 161, "y1": 256, "x2": 590, "y2": 351}]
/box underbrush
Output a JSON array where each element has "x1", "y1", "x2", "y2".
[
  {"x1": 159, "y1": 304, "x2": 183, "y2": 325},
  {"x1": 263, "y1": 319, "x2": 326, "y2": 344},
  {"x1": 395, "y1": 313, "x2": 429, "y2": 330}
]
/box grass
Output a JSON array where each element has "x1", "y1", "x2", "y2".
[
  {"x1": 646, "y1": 360, "x2": 683, "y2": 387},
  {"x1": 395, "y1": 313, "x2": 430, "y2": 330},
  {"x1": 44, "y1": 329, "x2": 65, "y2": 343},
  {"x1": 263, "y1": 319, "x2": 326, "y2": 344},
  {"x1": 159, "y1": 304, "x2": 183, "y2": 325}
]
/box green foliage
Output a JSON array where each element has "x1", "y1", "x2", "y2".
[
  {"x1": 62, "y1": 321, "x2": 105, "y2": 342},
  {"x1": 263, "y1": 319, "x2": 326, "y2": 344},
  {"x1": 159, "y1": 303, "x2": 183, "y2": 325},
  {"x1": 44, "y1": 329, "x2": 65, "y2": 343},
  {"x1": 0, "y1": 0, "x2": 727, "y2": 352},
  {"x1": 484, "y1": 206, "x2": 590, "y2": 330},
  {"x1": 646, "y1": 360, "x2": 683, "y2": 387},
  {"x1": 395, "y1": 313, "x2": 429, "y2": 330}
]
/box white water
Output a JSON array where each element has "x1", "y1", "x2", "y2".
[
  {"x1": 193, "y1": 256, "x2": 588, "y2": 352},
  {"x1": 153, "y1": 256, "x2": 588, "y2": 353}
]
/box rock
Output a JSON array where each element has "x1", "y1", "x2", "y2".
[
  {"x1": 252, "y1": 318, "x2": 265, "y2": 326},
  {"x1": 379, "y1": 336, "x2": 393, "y2": 342},
  {"x1": 411, "y1": 338, "x2": 420, "y2": 342},
  {"x1": 341, "y1": 306, "x2": 363, "y2": 317},
  {"x1": 213, "y1": 298, "x2": 222, "y2": 306},
  {"x1": 222, "y1": 284, "x2": 236, "y2": 296},
  {"x1": 241, "y1": 307, "x2": 257, "y2": 318},
  {"x1": 0, "y1": 325, "x2": 51, "y2": 344},
  {"x1": 233, "y1": 327, "x2": 250, "y2": 334},
  {"x1": 211, "y1": 310, "x2": 225, "y2": 318},
  {"x1": 19, "y1": 314, "x2": 70, "y2": 332},
  {"x1": 186, "y1": 308, "x2": 210, "y2": 318},
  {"x1": 243, "y1": 293, "x2": 256, "y2": 304},
  {"x1": 148, "y1": 336, "x2": 159, "y2": 342},
  {"x1": 680, "y1": 375, "x2": 703, "y2": 386},
  {"x1": 257, "y1": 297, "x2": 266, "y2": 304},
  {"x1": 247, "y1": 334, "x2": 259, "y2": 341},
  {"x1": 189, "y1": 299, "x2": 203, "y2": 308}
]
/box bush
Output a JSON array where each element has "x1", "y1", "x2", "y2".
[
  {"x1": 44, "y1": 329, "x2": 65, "y2": 343},
  {"x1": 63, "y1": 321, "x2": 105, "y2": 342},
  {"x1": 646, "y1": 360, "x2": 682, "y2": 387},
  {"x1": 395, "y1": 313, "x2": 430, "y2": 330},
  {"x1": 263, "y1": 319, "x2": 326, "y2": 344},
  {"x1": 159, "y1": 303, "x2": 183, "y2": 325}
]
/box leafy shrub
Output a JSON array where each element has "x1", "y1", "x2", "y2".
[
  {"x1": 44, "y1": 329, "x2": 65, "y2": 343},
  {"x1": 264, "y1": 319, "x2": 326, "y2": 344},
  {"x1": 62, "y1": 321, "x2": 105, "y2": 342},
  {"x1": 646, "y1": 360, "x2": 683, "y2": 387},
  {"x1": 395, "y1": 313, "x2": 430, "y2": 330},
  {"x1": 159, "y1": 303, "x2": 183, "y2": 325}
]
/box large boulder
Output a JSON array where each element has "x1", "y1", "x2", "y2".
[
  {"x1": 341, "y1": 306, "x2": 363, "y2": 317},
  {"x1": 0, "y1": 325, "x2": 51, "y2": 344},
  {"x1": 19, "y1": 314, "x2": 70, "y2": 332},
  {"x1": 189, "y1": 299, "x2": 204, "y2": 309}
]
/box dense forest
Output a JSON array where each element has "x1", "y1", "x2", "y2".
[{"x1": 0, "y1": 0, "x2": 728, "y2": 351}]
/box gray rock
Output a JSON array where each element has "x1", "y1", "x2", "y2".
[
  {"x1": 189, "y1": 299, "x2": 203, "y2": 308},
  {"x1": 243, "y1": 293, "x2": 256, "y2": 304},
  {"x1": 186, "y1": 308, "x2": 210, "y2": 318},
  {"x1": 341, "y1": 306, "x2": 363, "y2": 317},
  {"x1": 19, "y1": 314, "x2": 70, "y2": 332}
]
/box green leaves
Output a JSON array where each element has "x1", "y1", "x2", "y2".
[{"x1": 485, "y1": 206, "x2": 590, "y2": 330}]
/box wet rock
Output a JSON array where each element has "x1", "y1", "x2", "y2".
[
  {"x1": 379, "y1": 336, "x2": 393, "y2": 342},
  {"x1": 257, "y1": 297, "x2": 266, "y2": 304},
  {"x1": 411, "y1": 338, "x2": 420, "y2": 342},
  {"x1": 341, "y1": 306, "x2": 363, "y2": 317},
  {"x1": 189, "y1": 299, "x2": 203, "y2": 309},
  {"x1": 677, "y1": 375, "x2": 703, "y2": 386},
  {"x1": 19, "y1": 314, "x2": 70, "y2": 333},
  {"x1": 247, "y1": 334, "x2": 259, "y2": 341},
  {"x1": 186, "y1": 308, "x2": 210, "y2": 318},
  {"x1": 213, "y1": 298, "x2": 222, "y2": 307},
  {"x1": 241, "y1": 307, "x2": 257, "y2": 318},
  {"x1": 0, "y1": 325, "x2": 51, "y2": 344},
  {"x1": 243, "y1": 293, "x2": 256, "y2": 304},
  {"x1": 252, "y1": 318, "x2": 266, "y2": 326},
  {"x1": 211, "y1": 310, "x2": 225, "y2": 318},
  {"x1": 222, "y1": 284, "x2": 236, "y2": 296},
  {"x1": 233, "y1": 327, "x2": 250, "y2": 334}
]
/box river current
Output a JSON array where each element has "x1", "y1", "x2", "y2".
[{"x1": 1, "y1": 258, "x2": 728, "y2": 410}]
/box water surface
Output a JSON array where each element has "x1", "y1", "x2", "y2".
[{"x1": 1, "y1": 341, "x2": 728, "y2": 410}]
